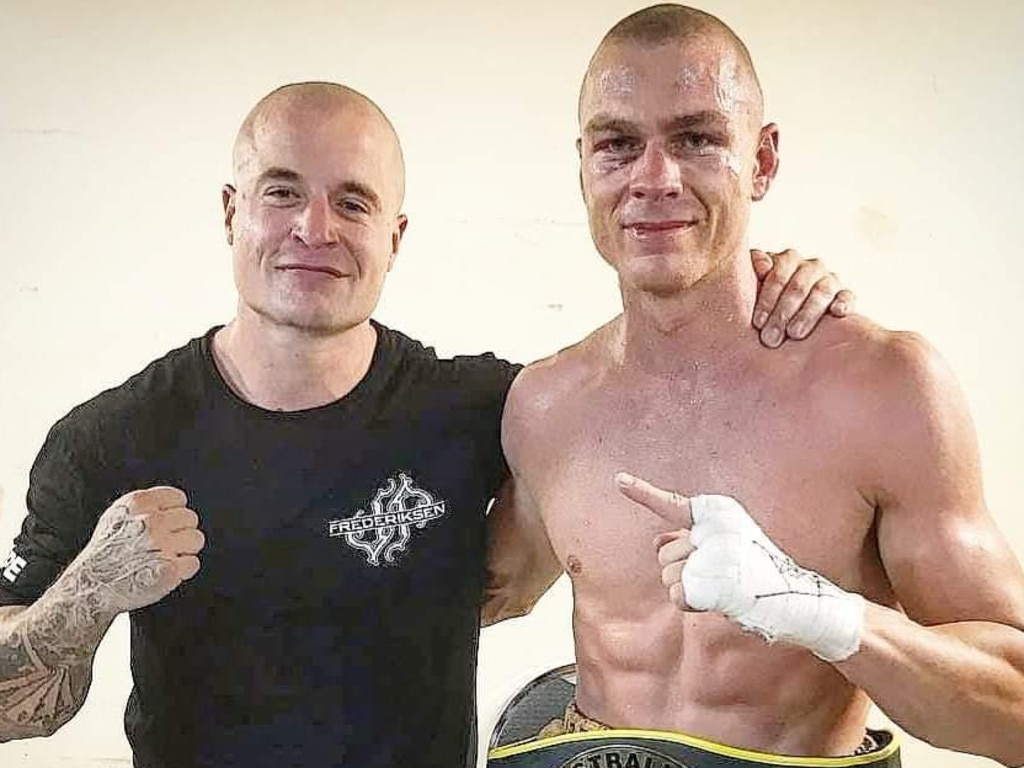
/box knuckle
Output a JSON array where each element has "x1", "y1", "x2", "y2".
[
  {"x1": 178, "y1": 555, "x2": 201, "y2": 580},
  {"x1": 775, "y1": 250, "x2": 800, "y2": 270},
  {"x1": 133, "y1": 487, "x2": 164, "y2": 504},
  {"x1": 810, "y1": 279, "x2": 836, "y2": 297},
  {"x1": 117, "y1": 491, "x2": 143, "y2": 510},
  {"x1": 784, "y1": 271, "x2": 817, "y2": 295},
  {"x1": 772, "y1": 295, "x2": 802, "y2": 321},
  {"x1": 183, "y1": 531, "x2": 205, "y2": 555}
]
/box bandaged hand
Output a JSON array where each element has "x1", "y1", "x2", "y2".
[{"x1": 616, "y1": 472, "x2": 864, "y2": 663}]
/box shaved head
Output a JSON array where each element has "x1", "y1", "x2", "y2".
[
  {"x1": 575, "y1": 4, "x2": 782, "y2": 297},
  {"x1": 580, "y1": 4, "x2": 764, "y2": 125},
  {"x1": 232, "y1": 81, "x2": 406, "y2": 209}
]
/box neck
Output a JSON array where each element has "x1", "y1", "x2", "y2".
[
  {"x1": 616, "y1": 252, "x2": 759, "y2": 374},
  {"x1": 211, "y1": 307, "x2": 378, "y2": 411}
]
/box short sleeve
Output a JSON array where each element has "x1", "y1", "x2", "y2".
[
  {"x1": 451, "y1": 353, "x2": 523, "y2": 496},
  {"x1": 0, "y1": 418, "x2": 111, "y2": 606}
]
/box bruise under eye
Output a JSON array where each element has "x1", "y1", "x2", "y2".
[
  {"x1": 594, "y1": 136, "x2": 641, "y2": 154},
  {"x1": 677, "y1": 132, "x2": 726, "y2": 151}
]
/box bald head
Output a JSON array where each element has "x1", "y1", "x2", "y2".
[
  {"x1": 232, "y1": 81, "x2": 406, "y2": 210},
  {"x1": 580, "y1": 4, "x2": 764, "y2": 125}
]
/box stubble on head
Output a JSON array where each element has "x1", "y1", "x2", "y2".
[
  {"x1": 578, "y1": 4, "x2": 765, "y2": 150},
  {"x1": 576, "y1": 5, "x2": 777, "y2": 315},
  {"x1": 230, "y1": 81, "x2": 406, "y2": 212}
]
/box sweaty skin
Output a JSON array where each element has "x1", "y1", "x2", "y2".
[
  {"x1": 502, "y1": 312, "x2": 893, "y2": 755},
  {"x1": 491, "y1": 36, "x2": 875, "y2": 756},
  {"x1": 486, "y1": 22, "x2": 1024, "y2": 766}
]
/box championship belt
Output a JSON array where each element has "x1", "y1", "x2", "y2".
[{"x1": 487, "y1": 665, "x2": 901, "y2": 768}]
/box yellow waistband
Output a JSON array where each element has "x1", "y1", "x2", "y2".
[{"x1": 488, "y1": 727, "x2": 901, "y2": 767}]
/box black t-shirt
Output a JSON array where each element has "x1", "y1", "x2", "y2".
[{"x1": 0, "y1": 323, "x2": 521, "y2": 768}]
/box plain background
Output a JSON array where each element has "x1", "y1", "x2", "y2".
[{"x1": 1, "y1": 1, "x2": 1022, "y2": 766}]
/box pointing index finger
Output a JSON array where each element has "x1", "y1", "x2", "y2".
[{"x1": 615, "y1": 472, "x2": 693, "y2": 529}]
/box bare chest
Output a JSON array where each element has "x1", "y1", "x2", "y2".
[{"x1": 524, "y1": 377, "x2": 877, "y2": 603}]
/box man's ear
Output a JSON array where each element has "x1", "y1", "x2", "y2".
[
  {"x1": 222, "y1": 184, "x2": 237, "y2": 245},
  {"x1": 388, "y1": 214, "x2": 409, "y2": 271},
  {"x1": 576, "y1": 137, "x2": 586, "y2": 202},
  {"x1": 751, "y1": 124, "x2": 780, "y2": 201}
]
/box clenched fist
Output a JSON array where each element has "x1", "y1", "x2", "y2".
[{"x1": 70, "y1": 487, "x2": 205, "y2": 613}]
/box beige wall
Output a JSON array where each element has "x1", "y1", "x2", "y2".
[{"x1": 1, "y1": 1, "x2": 1021, "y2": 766}]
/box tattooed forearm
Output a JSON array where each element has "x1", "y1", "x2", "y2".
[
  {"x1": 0, "y1": 555, "x2": 123, "y2": 740},
  {"x1": 0, "y1": 498, "x2": 181, "y2": 741},
  {"x1": 0, "y1": 615, "x2": 85, "y2": 739}
]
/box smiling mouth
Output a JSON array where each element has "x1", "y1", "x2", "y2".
[
  {"x1": 624, "y1": 221, "x2": 696, "y2": 235},
  {"x1": 277, "y1": 264, "x2": 345, "y2": 278}
]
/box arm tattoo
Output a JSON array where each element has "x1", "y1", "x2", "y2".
[{"x1": 0, "y1": 503, "x2": 170, "y2": 740}]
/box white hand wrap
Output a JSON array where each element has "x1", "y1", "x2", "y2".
[{"x1": 681, "y1": 495, "x2": 864, "y2": 662}]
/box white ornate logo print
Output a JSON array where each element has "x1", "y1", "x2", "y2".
[
  {"x1": 1, "y1": 551, "x2": 27, "y2": 584},
  {"x1": 327, "y1": 473, "x2": 447, "y2": 566}
]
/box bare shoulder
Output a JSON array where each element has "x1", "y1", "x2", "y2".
[
  {"x1": 798, "y1": 314, "x2": 959, "y2": 415},
  {"x1": 788, "y1": 315, "x2": 977, "y2": 493},
  {"x1": 505, "y1": 318, "x2": 618, "y2": 422},
  {"x1": 501, "y1": 319, "x2": 618, "y2": 461},
  {"x1": 826, "y1": 322, "x2": 1024, "y2": 629}
]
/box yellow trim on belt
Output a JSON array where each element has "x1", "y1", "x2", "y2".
[{"x1": 488, "y1": 728, "x2": 901, "y2": 766}]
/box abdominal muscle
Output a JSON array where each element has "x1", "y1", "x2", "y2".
[{"x1": 570, "y1": 591, "x2": 874, "y2": 757}]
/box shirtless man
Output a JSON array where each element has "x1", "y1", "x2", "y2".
[{"x1": 486, "y1": 5, "x2": 1024, "y2": 766}]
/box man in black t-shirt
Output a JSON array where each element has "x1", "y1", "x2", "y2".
[{"x1": 0, "y1": 82, "x2": 852, "y2": 767}]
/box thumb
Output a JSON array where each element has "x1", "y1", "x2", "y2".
[{"x1": 616, "y1": 472, "x2": 693, "y2": 528}]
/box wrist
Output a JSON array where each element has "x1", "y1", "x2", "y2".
[
  {"x1": 808, "y1": 589, "x2": 865, "y2": 663},
  {"x1": 40, "y1": 560, "x2": 122, "y2": 629}
]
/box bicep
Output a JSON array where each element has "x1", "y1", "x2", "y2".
[
  {"x1": 483, "y1": 477, "x2": 563, "y2": 626},
  {"x1": 871, "y1": 336, "x2": 1024, "y2": 628},
  {"x1": 878, "y1": 500, "x2": 1024, "y2": 628}
]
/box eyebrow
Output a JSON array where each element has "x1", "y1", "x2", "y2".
[
  {"x1": 254, "y1": 167, "x2": 383, "y2": 213},
  {"x1": 663, "y1": 111, "x2": 730, "y2": 132},
  {"x1": 584, "y1": 110, "x2": 730, "y2": 136},
  {"x1": 255, "y1": 167, "x2": 303, "y2": 185},
  {"x1": 583, "y1": 115, "x2": 640, "y2": 136},
  {"x1": 336, "y1": 180, "x2": 382, "y2": 213}
]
